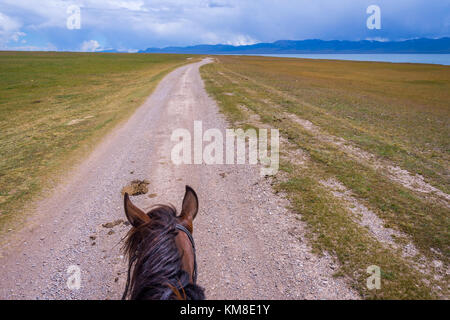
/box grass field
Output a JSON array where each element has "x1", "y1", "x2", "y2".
[
  {"x1": 201, "y1": 55, "x2": 450, "y2": 299},
  {"x1": 0, "y1": 52, "x2": 196, "y2": 232}
]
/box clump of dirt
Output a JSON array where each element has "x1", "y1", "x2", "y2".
[
  {"x1": 102, "y1": 219, "x2": 124, "y2": 228},
  {"x1": 121, "y1": 179, "x2": 150, "y2": 196}
]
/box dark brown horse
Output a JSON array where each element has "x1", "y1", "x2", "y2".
[{"x1": 122, "y1": 185, "x2": 205, "y2": 300}]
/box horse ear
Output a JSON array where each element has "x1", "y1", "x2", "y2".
[
  {"x1": 124, "y1": 193, "x2": 150, "y2": 227},
  {"x1": 180, "y1": 185, "x2": 199, "y2": 224}
]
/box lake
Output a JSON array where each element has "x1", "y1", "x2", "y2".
[{"x1": 236, "y1": 54, "x2": 450, "y2": 65}]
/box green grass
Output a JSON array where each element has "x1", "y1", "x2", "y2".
[
  {"x1": 277, "y1": 167, "x2": 433, "y2": 299},
  {"x1": 200, "y1": 55, "x2": 449, "y2": 299},
  {"x1": 0, "y1": 51, "x2": 197, "y2": 232},
  {"x1": 205, "y1": 56, "x2": 450, "y2": 194}
]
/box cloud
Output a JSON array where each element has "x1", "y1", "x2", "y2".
[
  {"x1": 365, "y1": 37, "x2": 390, "y2": 42},
  {"x1": 80, "y1": 39, "x2": 101, "y2": 52},
  {"x1": 207, "y1": 0, "x2": 234, "y2": 9},
  {"x1": 113, "y1": 1, "x2": 147, "y2": 11},
  {"x1": 0, "y1": 0, "x2": 448, "y2": 51},
  {"x1": 225, "y1": 34, "x2": 259, "y2": 46},
  {"x1": 0, "y1": 12, "x2": 26, "y2": 47},
  {"x1": 4, "y1": 43, "x2": 57, "y2": 51}
]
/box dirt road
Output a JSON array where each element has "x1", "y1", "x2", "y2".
[{"x1": 0, "y1": 59, "x2": 358, "y2": 299}]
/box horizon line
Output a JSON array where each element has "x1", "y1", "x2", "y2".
[{"x1": 2, "y1": 36, "x2": 449, "y2": 53}]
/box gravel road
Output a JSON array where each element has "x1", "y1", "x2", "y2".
[{"x1": 0, "y1": 59, "x2": 358, "y2": 299}]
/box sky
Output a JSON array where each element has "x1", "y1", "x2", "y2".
[{"x1": 0, "y1": 0, "x2": 449, "y2": 52}]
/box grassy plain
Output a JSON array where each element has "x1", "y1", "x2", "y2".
[
  {"x1": 201, "y1": 55, "x2": 450, "y2": 299},
  {"x1": 0, "y1": 52, "x2": 195, "y2": 231}
]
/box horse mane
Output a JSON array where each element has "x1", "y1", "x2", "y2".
[{"x1": 123, "y1": 204, "x2": 205, "y2": 300}]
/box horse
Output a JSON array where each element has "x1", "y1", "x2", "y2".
[{"x1": 121, "y1": 185, "x2": 205, "y2": 300}]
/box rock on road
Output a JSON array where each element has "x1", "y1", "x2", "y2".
[{"x1": 0, "y1": 59, "x2": 358, "y2": 300}]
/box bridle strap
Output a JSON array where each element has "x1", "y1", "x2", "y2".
[{"x1": 175, "y1": 224, "x2": 198, "y2": 285}]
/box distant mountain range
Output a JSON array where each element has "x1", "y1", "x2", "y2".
[{"x1": 139, "y1": 38, "x2": 450, "y2": 54}]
